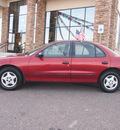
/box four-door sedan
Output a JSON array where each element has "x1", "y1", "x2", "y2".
[{"x1": 0, "y1": 40, "x2": 120, "y2": 92}]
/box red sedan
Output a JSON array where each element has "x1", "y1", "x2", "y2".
[{"x1": 0, "y1": 41, "x2": 120, "y2": 92}]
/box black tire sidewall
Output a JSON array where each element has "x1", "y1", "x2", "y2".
[
  {"x1": 0, "y1": 67, "x2": 22, "y2": 90},
  {"x1": 100, "y1": 71, "x2": 120, "y2": 93}
]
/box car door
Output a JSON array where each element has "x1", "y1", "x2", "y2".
[
  {"x1": 71, "y1": 41, "x2": 110, "y2": 83},
  {"x1": 29, "y1": 41, "x2": 72, "y2": 82}
]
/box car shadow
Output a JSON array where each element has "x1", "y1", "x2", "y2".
[
  {"x1": 20, "y1": 82, "x2": 100, "y2": 92},
  {"x1": 0, "y1": 82, "x2": 120, "y2": 93}
]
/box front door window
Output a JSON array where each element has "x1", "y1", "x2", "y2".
[{"x1": 42, "y1": 42, "x2": 70, "y2": 58}]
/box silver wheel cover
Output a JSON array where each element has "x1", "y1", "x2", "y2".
[
  {"x1": 104, "y1": 75, "x2": 118, "y2": 90},
  {"x1": 1, "y1": 71, "x2": 17, "y2": 88}
]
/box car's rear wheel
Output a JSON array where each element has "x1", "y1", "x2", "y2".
[
  {"x1": 0, "y1": 67, "x2": 22, "y2": 90},
  {"x1": 99, "y1": 71, "x2": 120, "y2": 92}
]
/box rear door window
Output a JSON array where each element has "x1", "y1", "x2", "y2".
[
  {"x1": 73, "y1": 42, "x2": 106, "y2": 58},
  {"x1": 74, "y1": 42, "x2": 95, "y2": 57}
]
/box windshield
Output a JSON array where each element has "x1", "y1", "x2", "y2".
[{"x1": 25, "y1": 42, "x2": 53, "y2": 55}]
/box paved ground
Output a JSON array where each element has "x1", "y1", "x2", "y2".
[{"x1": 0, "y1": 82, "x2": 120, "y2": 130}]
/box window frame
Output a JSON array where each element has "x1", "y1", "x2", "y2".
[
  {"x1": 0, "y1": 17, "x2": 2, "y2": 43},
  {"x1": 44, "y1": 6, "x2": 95, "y2": 44},
  {"x1": 8, "y1": 0, "x2": 27, "y2": 52},
  {"x1": 36, "y1": 41, "x2": 72, "y2": 58},
  {"x1": 95, "y1": 46, "x2": 106, "y2": 58},
  {"x1": 33, "y1": 1, "x2": 38, "y2": 45},
  {"x1": 116, "y1": 11, "x2": 120, "y2": 50},
  {"x1": 72, "y1": 41, "x2": 106, "y2": 58}
]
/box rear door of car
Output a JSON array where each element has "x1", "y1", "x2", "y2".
[
  {"x1": 71, "y1": 41, "x2": 110, "y2": 83},
  {"x1": 29, "y1": 41, "x2": 72, "y2": 82}
]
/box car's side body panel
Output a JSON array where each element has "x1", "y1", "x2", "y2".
[
  {"x1": 70, "y1": 41, "x2": 111, "y2": 83},
  {"x1": 29, "y1": 55, "x2": 72, "y2": 82},
  {"x1": 109, "y1": 55, "x2": 120, "y2": 69},
  {"x1": 0, "y1": 56, "x2": 31, "y2": 81},
  {"x1": 10, "y1": 56, "x2": 30, "y2": 81},
  {"x1": 71, "y1": 57, "x2": 110, "y2": 83}
]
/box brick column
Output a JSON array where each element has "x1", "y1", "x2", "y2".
[
  {"x1": 109, "y1": 0, "x2": 118, "y2": 50},
  {"x1": 1, "y1": 7, "x2": 9, "y2": 52},
  {"x1": 93, "y1": 0, "x2": 118, "y2": 50},
  {"x1": 25, "y1": 0, "x2": 36, "y2": 52},
  {"x1": 35, "y1": 0, "x2": 46, "y2": 48}
]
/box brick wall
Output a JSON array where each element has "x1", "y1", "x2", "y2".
[
  {"x1": 25, "y1": 0, "x2": 36, "y2": 52},
  {"x1": 25, "y1": 0, "x2": 46, "y2": 52},
  {"x1": 109, "y1": 0, "x2": 118, "y2": 50},
  {"x1": 94, "y1": 0, "x2": 118, "y2": 50},
  {"x1": 1, "y1": 7, "x2": 9, "y2": 52},
  {"x1": 0, "y1": 0, "x2": 118, "y2": 52},
  {"x1": 35, "y1": 0, "x2": 46, "y2": 48}
]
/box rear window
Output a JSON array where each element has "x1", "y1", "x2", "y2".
[{"x1": 103, "y1": 45, "x2": 119, "y2": 56}]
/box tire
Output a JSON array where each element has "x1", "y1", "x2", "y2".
[
  {"x1": 0, "y1": 67, "x2": 22, "y2": 90},
  {"x1": 99, "y1": 71, "x2": 120, "y2": 93}
]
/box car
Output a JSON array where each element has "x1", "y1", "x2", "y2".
[{"x1": 0, "y1": 40, "x2": 120, "y2": 92}]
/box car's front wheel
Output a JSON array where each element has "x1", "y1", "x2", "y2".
[
  {"x1": 99, "y1": 71, "x2": 120, "y2": 93},
  {"x1": 0, "y1": 67, "x2": 22, "y2": 90}
]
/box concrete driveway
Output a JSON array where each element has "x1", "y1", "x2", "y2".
[{"x1": 0, "y1": 82, "x2": 120, "y2": 130}]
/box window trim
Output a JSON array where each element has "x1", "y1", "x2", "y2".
[
  {"x1": 95, "y1": 46, "x2": 106, "y2": 58},
  {"x1": 0, "y1": 17, "x2": 2, "y2": 43},
  {"x1": 36, "y1": 41, "x2": 72, "y2": 58},
  {"x1": 44, "y1": 6, "x2": 95, "y2": 44},
  {"x1": 72, "y1": 41, "x2": 106, "y2": 58},
  {"x1": 116, "y1": 11, "x2": 120, "y2": 50},
  {"x1": 8, "y1": 0, "x2": 27, "y2": 52}
]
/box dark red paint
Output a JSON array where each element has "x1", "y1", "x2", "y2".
[{"x1": 0, "y1": 41, "x2": 119, "y2": 84}]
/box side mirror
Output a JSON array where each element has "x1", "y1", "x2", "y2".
[{"x1": 38, "y1": 52, "x2": 43, "y2": 58}]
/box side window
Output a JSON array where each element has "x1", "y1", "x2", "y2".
[
  {"x1": 74, "y1": 42, "x2": 95, "y2": 57},
  {"x1": 42, "y1": 42, "x2": 70, "y2": 58},
  {"x1": 96, "y1": 47, "x2": 106, "y2": 57}
]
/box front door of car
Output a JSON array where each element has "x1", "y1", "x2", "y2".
[
  {"x1": 29, "y1": 41, "x2": 72, "y2": 82},
  {"x1": 71, "y1": 42, "x2": 110, "y2": 83}
]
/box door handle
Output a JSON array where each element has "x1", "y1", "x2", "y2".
[
  {"x1": 62, "y1": 61, "x2": 69, "y2": 64},
  {"x1": 102, "y1": 62, "x2": 108, "y2": 64}
]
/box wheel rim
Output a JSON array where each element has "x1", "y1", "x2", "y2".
[
  {"x1": 104, "y1": 75, "x2": 118, "y2": 90},
  {"x1": 1, "y1": 71, "x2": 17, "y2": 88}
]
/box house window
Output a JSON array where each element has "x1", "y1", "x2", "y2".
[
  {"x1": 0, "y1": 17, "x2": 2, "y2": 43},
  {"x1": 45, "y1": 7, "x2": 95, "y2": 44},
  {"x1": 116, "y1": 12, "x2": 120, "y2": 50},
  {"x1": 8, "y1": 0, "x2": 27, "y2": 52},
  {"x1": 33, "y1": 2, "x2": 38, "y2": 45}
]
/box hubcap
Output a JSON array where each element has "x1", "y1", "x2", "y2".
[
  {"x1": 1, "y1": 71, "x2": 17, "y2": 88},
  {"x1": 104, "y1": 75, "x2": 118, "y2": 90}
]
